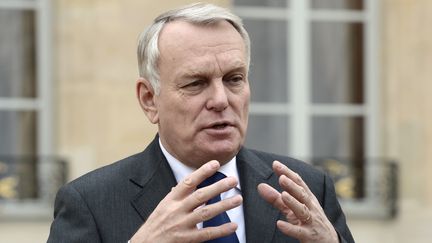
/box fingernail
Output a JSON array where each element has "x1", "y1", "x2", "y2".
[
  {"x1": 232, "y1": 195, "x2": 243, "y2": 205},
  {"x1": 280, "y1": 175, "x2": 289, "y2": 186},
  {"x1": 228, "y1": 222, "x2": 238, "y2": 231},
  {"x1": 209, "y1": 160, "x2": 219, "y2": 169},
  {"x1": 274, "y1": 161, "x2": 282, "y2": 169},
  {"x1": 226, "y1": 177, "x2": 237, "y2": 187},
  {"x1": 183, "y1": 177, "x2": 193, "y2": 185},
  {"x1": 281, "y1": 191, "x2": 290, "y2": 201}
]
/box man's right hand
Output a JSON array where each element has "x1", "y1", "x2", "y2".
[{"x1": 130, "y1": 160, "x2": 243, "y2": 243}]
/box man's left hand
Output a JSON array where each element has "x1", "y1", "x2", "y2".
[{"x1": 257, "y1": 160, "x2": 339, "y2": 243}]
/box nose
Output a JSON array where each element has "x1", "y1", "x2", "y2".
[{"x1": 205, "y1": 80, "x2": 229, "y2": 111}]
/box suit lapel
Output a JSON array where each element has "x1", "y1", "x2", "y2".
[
  {"x1": 127, "y1": 139, "x2": 287, "y2": 242},
  {"x1": 237, "y1": 148, "x2": 280, "y2": 243},
  {"x1": 129, "y1": 137, "x2": 177, "y2": 221}
]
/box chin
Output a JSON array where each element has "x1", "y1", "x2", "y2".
[{"x1": 206, "y1": 144, "x2": 240, "y2": 161}]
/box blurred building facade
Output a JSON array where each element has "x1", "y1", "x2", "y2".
[{"x1": 1, "y1": 0, "x2": 432, "y2": 242}]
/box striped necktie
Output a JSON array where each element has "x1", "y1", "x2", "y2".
[{"x1": 198, "y1": 172, "x2": 240, "y2": 243}]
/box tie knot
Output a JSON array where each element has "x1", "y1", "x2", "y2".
[{"x1": 198, "y1": 172, "x2": 226, "y2": 188}]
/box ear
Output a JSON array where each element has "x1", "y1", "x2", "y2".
[{"x1": 136, "y1": 77, "x2": 159, "y2": 124}]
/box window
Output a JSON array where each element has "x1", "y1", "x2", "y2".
[
  {"x1": 235, "y1": 0, "x2": 387, "y2": 217},
  {"x1": 0, "y1": 0, "x2": 56, "y2": 218}
]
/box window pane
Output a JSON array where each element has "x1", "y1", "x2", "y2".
[
  {"x1": 311, "y1": 0, "x2": 363, "y2": 10},
  {"x1": 312, "y1": 116, "x2": 364, "y2": 158},
  {"x1": 312, "y1": 117, "x2": 365, "y2": 198},
  {"x1": 311, "y1": 22, "x2": 364, "y2": 104},
  {"x1": 245, "y1": 19, "x2": 289, "y2": 102},
  {"x1": 0, "y1": 157, "x2": 38, "y2": 199},
  {"x1": 234, "y1": 0, "x2": 288, "y2": 7},
  {"x1": 0, "y1": 111, "x2": 37, "y2": 156},
  {"x1": 245, "y1": 114, "x2": 289, "y2": 155},
  {"x1": 0, "y1": 9, "x2": 36, "y2": 98}
]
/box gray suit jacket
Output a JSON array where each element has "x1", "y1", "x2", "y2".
[{"x1": 47, "y1": 137, "x2": 354, "y2": 243}]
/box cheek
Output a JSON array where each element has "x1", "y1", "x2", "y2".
[
  {"x1": 239, "y1": 91, "x2": 250, "y2": 116},
  {"x1": 234, "y1": 94, "x2": 250, "y2": 132},
  {"x1": 166, "y1": 99, "x2": 202, "y2": 125},
  {"x1": 241, "y1": 93, "x2": 250, "y2": 129}
]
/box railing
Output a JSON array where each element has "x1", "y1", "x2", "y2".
[
  {"x1": 0, "y1": 156, "x2": 67, "y2": 220},
  {"x1": 311, "y1": 158, "x2": 398, "y2": 219},
  {"x1": 0, "y1": 156, "x2": 397, "y2": 219}
]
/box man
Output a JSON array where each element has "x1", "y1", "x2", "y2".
[{"x1": 48, "y1": 3, "x2": 354, "y2": 243}]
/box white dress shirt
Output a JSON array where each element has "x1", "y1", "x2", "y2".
[{"x1": 160, "y1": 139, "x2": 246, "y2": 243}]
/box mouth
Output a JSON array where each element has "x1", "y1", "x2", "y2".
[
  {"x1": 201, "y1": 120, "x2": 236, "y2": 137},
  {"x1": 212, "y1": 123, "x2": 229, "y2": 129},
  {"x1": 206, "y1": 121, "x2": 233, "y2": 130}
]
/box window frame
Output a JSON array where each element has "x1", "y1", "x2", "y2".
[
  {"x1": 235, "y1": 0, "x2": 383, "y2": 217},
  {"x1": 0, "y1": 0, "x2": 54, "y2": 219},
  {"x1": 0, "y1": 0, "x2": 53, "y2": 156}
]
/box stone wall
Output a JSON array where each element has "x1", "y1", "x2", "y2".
[{"x1": 381, "y1": 0, "x2": 432, "y2": 205}]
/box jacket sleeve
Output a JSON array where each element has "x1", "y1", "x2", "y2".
[
  {"x1": 322, "y1": 174, "x2": 355, "y2": 243},
  {"x1": 47, "y1": 184, "x2": 102, "y2": 243}
]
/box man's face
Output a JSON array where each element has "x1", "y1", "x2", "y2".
[{"x1": 153, "y1": 20, "x2": 250, "y2": 168}]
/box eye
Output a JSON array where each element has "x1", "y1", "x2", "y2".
[
  {"x1": 180, "y1": 79, "x2": 207, "y2": 92},
  {"x1": 225, "y1": 74, "x2": 244, "y2": 85},
  {"x1": 187, "y1": 80, "x2": 203, "y2": 87}
]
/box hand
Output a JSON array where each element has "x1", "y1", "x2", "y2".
[
  {"x1": 257, "y1": 161, "x2": 339, "y2": 243},
  {"x1": 131, "y1": 160, "x2": 243, "y2": 243}
]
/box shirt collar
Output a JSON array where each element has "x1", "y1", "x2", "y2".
[{"x1": 159, "y1": 138, "x2": 241, "y2": 190}]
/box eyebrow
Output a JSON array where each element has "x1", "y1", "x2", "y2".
[{"x1": 180, "y1": 61, "x2": 247, "y2": 78}]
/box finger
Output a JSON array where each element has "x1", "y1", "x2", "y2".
[
  {"x1": 273, "y1": 161, "x2": 316, "y2": 199},
  {"x1": 276, "y1": 220, "x2": 308, "y2": 240},
  {"x1": 257, "y1": 183, "x2": 292, "y2": 215},
  {"x1": 281, "y1": 191, "x2": 311, "y2": 224},
  {"x1": 185, "y1": 176, "x2": 239, "y2": 210},
  {"x1": 170, "y1": 160, "x2": 220, "y2": 200},
  {"x1": 273, "y1": 161, "x2": 308, "y2": 188},
  {"x1": 193, "y1": 223, "x2": 238, "y2": 242},
  {"x1": 279, "y1": 175, "x2": 311, "y2": 206},
  {"x1": 190, "y1": 195, "x2": 243, "y2": 225}
]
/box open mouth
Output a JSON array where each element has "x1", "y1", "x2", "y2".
[{"x1": 212, "y1": 123, "x2": 228, "y2": 129}]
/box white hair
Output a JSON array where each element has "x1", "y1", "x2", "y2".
[{"x1": 137, "y1": 3, "x2": 251, "y2": 94}]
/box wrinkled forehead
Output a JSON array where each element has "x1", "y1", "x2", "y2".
[
  {"x1": 159, "y1": 20, "x2": 246, "y2": 56},
  {"x1": 159, "y1": 20, "x2": 243, "y2": 44},
  {"x1": 157, "y1": 20, "x2": 248, "y2": 71}
]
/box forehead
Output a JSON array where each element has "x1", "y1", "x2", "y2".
[
  {"x1": 159, "y1": 20, "x2": 244, "y2": 48},
  {"x1": 157, "y1": 20, "x2": 247, "y2": 71}
]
